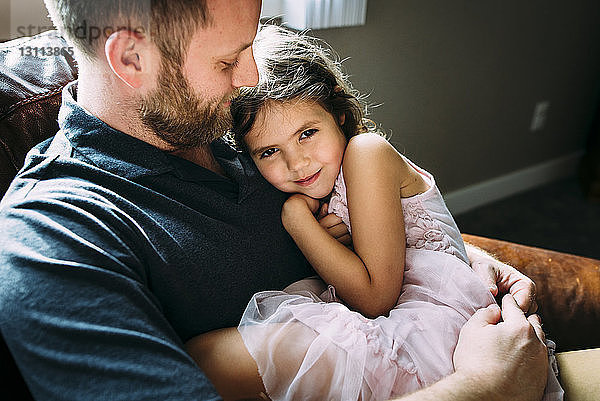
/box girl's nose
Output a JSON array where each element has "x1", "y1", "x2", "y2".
[{"x1": 287, "y1": 152, "x2": 310, "y2": 174}]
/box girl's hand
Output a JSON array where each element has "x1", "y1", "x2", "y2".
[
  {"x1": 317, "y1": 203, "x2": 352, "y2": 247},
  {"x1": 284, "y1": 194, "x2": 321, "y2": 214},
  {"x1": 281, "y1": 194, "x2": 321, "y2": 232}
]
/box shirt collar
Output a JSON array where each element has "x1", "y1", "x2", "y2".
[
  {"x1": 58, "y1": 81, "x2": 260, "y2": 202},
  {"x1": 58, "y1": 81, "x2": 175, "y2": 179}
]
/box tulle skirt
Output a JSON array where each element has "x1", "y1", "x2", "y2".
[
  {"x1": 238, "y1": 249, "x2": 494, "y2": 400},
  {"x1": 238, "y1": 249, "x2": 563, "y2": 400}
]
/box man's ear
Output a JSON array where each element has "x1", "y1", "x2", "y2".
[
  {"x1": 105, "y1": 29, "x2": 153, "y2": 89},
  {"x1": 338, "y1": 112, "x2": 346, "y2": 126}
]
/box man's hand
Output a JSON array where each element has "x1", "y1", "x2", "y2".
[
  {"x1": 391, "y1": 295, "x2": 549, "y2": 401},
  {"x1": 317, "y1": 203, "x2": 352, "y2": 247},
  {"x1": 453, "y1": 295, "x2": 548, "y2": 401},
  {"x1": 465, "y1": 243, "x2": 537, "y2": 314}
]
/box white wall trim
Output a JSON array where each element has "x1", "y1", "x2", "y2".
[{"x1": 445, "y1": 150, "x2": 585, "y2": 215}]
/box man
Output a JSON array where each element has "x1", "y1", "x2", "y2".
[{"x1": 0, "y1": 0, "x2": 546, "y2": 399}]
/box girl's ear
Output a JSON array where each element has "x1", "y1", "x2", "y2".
[{"x1": 338, "y1": 113, "x2": 346, "y2": 126}]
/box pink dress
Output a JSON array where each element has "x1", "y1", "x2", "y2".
[{"x1": 238, "y1": 159, "x2": 563, "y2": 401}]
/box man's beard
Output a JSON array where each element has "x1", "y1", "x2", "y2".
[{"x1": 139, "y1": 60, "x2": 233, "y2": 150}]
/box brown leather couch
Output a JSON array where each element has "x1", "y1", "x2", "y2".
[{"x1": 1, "y1": 31, "x2": 599, "y2": 399}]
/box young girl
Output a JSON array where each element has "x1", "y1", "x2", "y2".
[{"x1": 187, "y1": 25, "x2": 562, "y2": 401}]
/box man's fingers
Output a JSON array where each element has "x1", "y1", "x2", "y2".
[
  {"x1": 465, "y1": 303, "x2": 502, "y2": 329},
  {"x1": 527, "y1": 314, "x2": 546, "y2": 343},
  {"x1": 500, "y1": 266, "x2": 535, "y2": 312},
  {"x1": 471, "y1": 262, "x2": 499, "y2": 296},
  {"x1": 510, "y1": 286, "x2": 531, "y2": 313},
  {"x1": 527, "y1": 300, "x2": 539, "y2": 315},
  {"x1": 508, "y1": 280, "x2": 536, "y2": 314},
  {"x1": 500, "y1": 294, "x2": 526, "y2": 323}
]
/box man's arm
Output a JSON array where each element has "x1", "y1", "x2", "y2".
[
  {"x1": 392, "y1": 295, "x2": 548, "y2": 401},
  {"x1": 0, "y1": 191, "x2": 219, "y2": 400}
]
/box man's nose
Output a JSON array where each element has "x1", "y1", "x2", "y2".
[{"x1": 232, "y1": 48, "x2": 259, "y2": 88}]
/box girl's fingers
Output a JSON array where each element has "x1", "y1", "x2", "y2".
[
  {"x1": 318, "y1": 203, "x2": 329, "y2": 219},
  {"x1": 317, "y1": 212, "x2": 342, "y2": 228},
  {"x1": 338, "y1": 234, "x2": 352, "y2": 246}
]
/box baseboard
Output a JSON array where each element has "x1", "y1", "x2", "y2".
[{"x1": 445, "y1": 151, "x2": 585, "y2": 215}]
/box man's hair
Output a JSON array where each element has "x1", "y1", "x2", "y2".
[{"x1": 43, "y1": 0, "x2": 209, "y2": 64}]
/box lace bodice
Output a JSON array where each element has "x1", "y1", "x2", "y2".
[{"x1": 328, "y1": 158, "x2": 469, "y2": 264}]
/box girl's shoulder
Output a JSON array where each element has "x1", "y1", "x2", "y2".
[
  {"x1": 343, "y1": 133, "x2": 407, "y2": 174},
  {"x1": 345, "y1": 132, "x2": 393, "y2": 154},
  {"x1": 343, "y1": 133, "x2": 429, "y2": 197}
]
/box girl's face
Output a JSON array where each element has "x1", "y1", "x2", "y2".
[{"x1": 245, "y1": 99, "x2": 348, "y2": 199}]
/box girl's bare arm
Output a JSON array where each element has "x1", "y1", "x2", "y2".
[{"x1": 282, "y1": 133, "x2": 427, "y2": 317}]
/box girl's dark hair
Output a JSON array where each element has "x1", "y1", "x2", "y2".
[{"x1": 231, "y1": 25, "x2": 378, "y2": 150}]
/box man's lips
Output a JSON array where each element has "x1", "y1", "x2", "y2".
[{"x1": 294, "y1": 170, "x2": 321, "y2": 186}]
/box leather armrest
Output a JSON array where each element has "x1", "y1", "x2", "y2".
[
  {"x1": 0, "y1": 31, "x2": 77, "y2": 196},
  {"x1": 462, "y1": 233, "x2": 600, "y2": 351}
]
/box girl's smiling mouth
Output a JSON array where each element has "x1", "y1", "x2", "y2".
[{"x1": 294, "y1": 170, "x2": 321, "y2": 186}]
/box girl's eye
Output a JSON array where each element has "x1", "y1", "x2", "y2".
[
  {"x1": 260, "y1": 148, "x2": 279, "y2": 159},
  {"x1": 299, "y1": 129, "x2": 318, "y2": 140}
]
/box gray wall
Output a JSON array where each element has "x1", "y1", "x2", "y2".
[
  {"x1": 0, "y1": 0, "x2": 53, "y2": 40},
  {"x1": 312, "y1": 0, "x2": 600, "y2": 193}
]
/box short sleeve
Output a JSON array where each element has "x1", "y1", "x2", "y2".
[{"x1": 0, "y1": 187, "x2": 220, "y2": 400}]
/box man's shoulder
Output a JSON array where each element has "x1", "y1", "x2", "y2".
[
  {"x1": 0, "y1": 146, "x2": 140, "y2": 237},
  {"x1": 4, "y1": 126, "x2": 150, "y2": 206},
  {"x1": 3, "y1": 150, "x2": 114, "y2": 208}
]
